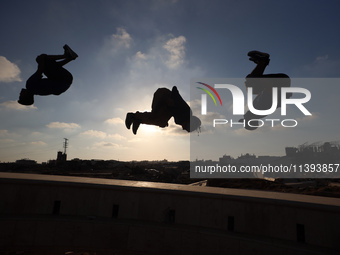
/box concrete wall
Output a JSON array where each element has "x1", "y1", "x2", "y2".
[{"x1": 0, "y1": 173, "x2": 339, "y2": 255}]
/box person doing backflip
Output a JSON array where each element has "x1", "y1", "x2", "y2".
[
  {"x1": 125, "y1": 86, "x2": 201, "y2": 135},
  {"x1": 18, "y1": 45, "x2": 78, "y2": 106},
  {"x1": 241, "y1": 50, "x2": 292, "y2": 130}
]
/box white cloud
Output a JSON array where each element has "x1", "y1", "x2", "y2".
[
  {"x1": 135, "y1": 51, "x2": 147, "y2": 60},
  {"x1": 163, "y1": 123, "x2": 189, "y2": 136},
  {"x1": 81, "y1": 129, "x2": 107, "y2": 138},
  {"x1": 315, "y1": 55, "x2": 329, "y2": 62},
  {"x1": 0, "y1": 138, "x2": 14, "y2": 143},
  {"x1": 31, "y1": 141, "x2": 47, "y2": 146},
  {"x1": 163, "y1": 35, "x2": 186, "y2": 69},
  {"x1": 0, "y1": 129, "x2": 20, "y2": 140},
  {"x1": 0, "y1": 100, "x2": 37, "y2": 111},
  {"x1": 0, "y1": 130, "x2": 9, "y2": 137},
  {"x1": 31, "y1": 131, "x2": 43, "y2": 136},
  {"x1": 80, "y1": 129, "x2": 126, "y2": 141},
  {"x1": 105, "y1": 117, "x2": 124, "y2": 125},
  {"x1": 93, "y1": 141, "x2": 119, "y2": 147},
  {"x1": 110, "y1": 27, "x2": 132, "y2": 51},
  {"x1": 126, "y1": 34, "x2": 187, "y2": 71},
  {"x1": 293, "y1": 112, "x2": 320, "y2": 129},
  {"x1": 108, "y1": 133, "x2": 126, "y2": 140},
  {"x1": 0, "y1": 56, "x2": 22, "y2": 83},
  {"x1": 46, "y1": 122, "x2": 80, "y2": 129},
  {"x1": 98, "y1": 28, "x2": 134, "y2": 63}
]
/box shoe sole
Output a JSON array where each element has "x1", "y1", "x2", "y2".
[
  {"x1": 248, "y1": 50, "x2": 270, "y2": 59},
  {"x1": 125, "y1": 113, "x2": 134, "y2": 129},
  {"x1": 63, "y1": 44, "x2": 78, "y2": 60}
]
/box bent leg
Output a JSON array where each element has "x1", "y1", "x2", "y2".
[
  {"x1": 38, "y1": 45, "x2": 77, "y2": 66},
  {"x1": 28, "y1": 57, "x2": 73, "y2": 95},
  {"x1": 245, "y1": 51, "x2": 271, "y2": 94},
  {"x1": 43, "y1": 57, "x2": 73, "y2": 91},
  {"x1": 134, "y1": 108, "x2": 172, "y2": 128},
  {"x1": 246, "y1": 51, "x2": 270, "y2": 77},
  {"x1": 138, "y1": 87, "x2": 173, "y2": 127},
  {"x1": 242, "y1": 92, "x2": 269, "y2": 130},
  {"x1": 262, "y1": 73, "x2": 292, "y2": 102},
  {"x1": 151, "y1": 88, "x2": 173, "y2": 109},
  {"x1": 242, "y1": 75, "x2": 291, "y2": 131},
  {"x1": 126, "y1": 88, "x2": 173, "y2": 134},
  {"x1": 26, "y1": 71, "x2": 65, "y2": 96},
  {"x1": 26, "y1": 71, "x2": 44, "y2": 94},
  {"x1": 247, "y1": 61, "x2": 268, "y2": 78},
  {"x1": 125, "y1": 109, "x2": 172, "y2": 135},
  {"x1": 246, "y1": 62, "x2": 271, "y2": 94}
]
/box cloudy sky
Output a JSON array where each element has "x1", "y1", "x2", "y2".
[{"x1": 1, "y1": 0, "x2": 340, "y2": 163}]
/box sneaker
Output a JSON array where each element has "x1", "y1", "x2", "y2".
[
  {"x1": 125, "y1": 113, "x2": 135, "y2": 129},
  {"x1": 132, "y1": 120, "x2": 141, "y2": 135},
  {"x1": 18, "y1": 88, "x2": 34, "y2": 106},
  {"x1": 63, "y1": 44, "x2": 78, "y2": 60},
  {"x1": 247, "y1": 50, "x2": 270, "y2": 64}
]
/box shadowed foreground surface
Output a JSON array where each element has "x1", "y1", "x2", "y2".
[{"x1": 1, "y1": 173, "x2": 339, "y2": 255}]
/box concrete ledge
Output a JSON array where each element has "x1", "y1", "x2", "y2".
[
  {"x1": 1, "y1": 172, "x2": 339, "y2": 210},
  {"x1": 1, "y1": 172, "x2": 340, "y2": 254}
]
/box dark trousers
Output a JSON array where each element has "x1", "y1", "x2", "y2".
[
  {"x1": 26, "y1": 57, "x2": 73, "y2": 96},
  {"x1": 134, "y1": 88, "x2": 174, "y2": 128}
]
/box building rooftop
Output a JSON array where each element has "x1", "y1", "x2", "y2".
[{"x1": 1, "y1": 172, "x2": 340, "y2": 210}]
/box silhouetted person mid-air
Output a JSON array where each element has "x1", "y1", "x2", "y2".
[
  {"x1": 18, "y1": 45, "x2": 78, "y2": 106},
  {"x1": 125, "y1": 86, "x2": 201, "y2": 135},
  {"x1": 241, "y1": 50, "x2": 292, "y2": 130}
]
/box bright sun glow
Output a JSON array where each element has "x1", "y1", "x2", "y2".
[{"x1": 139, "y1": 124, "x2": 160, "y2": 134}]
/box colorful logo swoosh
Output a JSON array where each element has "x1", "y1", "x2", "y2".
[{"x1": 196, "y1": 82, "x2": 223, "y2": 106}]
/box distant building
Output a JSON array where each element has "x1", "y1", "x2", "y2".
[
  {"x1": 15, "y1": 159, "x2": 37, "y2": 165},
  {"x1": 57, "y1": 151, "x2": 67, "y2": 162},
  {"x1": 285, "y1": 147, "x2": 298, "y2": 156},
  {"x1": 235, "y1": 153, "x2": 256, "y2": 165},
  {"x1": 219, "y1": 155, "x2": 233, "y2": 164},
  {"x1": 285, "y1": 141, "x2": 340, "y2": 160}
]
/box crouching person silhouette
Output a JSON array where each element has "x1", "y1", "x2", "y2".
[
  {"x1": 18, "y1": 45, "x2": 78, "y2": 106},
  {"x1": 241, "y1": 50, "x2": 292, "y2": 130},
  {"x1": 125, "y1": 86, "x2": 201, "y2": 135}
]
